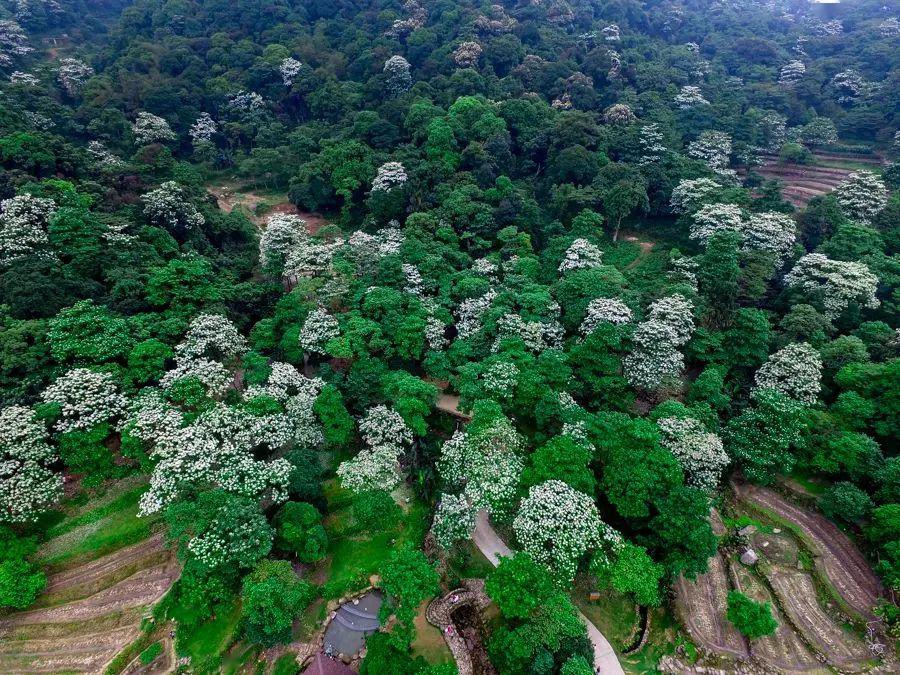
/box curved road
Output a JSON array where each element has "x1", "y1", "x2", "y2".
[{"x1": 472, "y1": 511, "x2": 626, "y2": 675}]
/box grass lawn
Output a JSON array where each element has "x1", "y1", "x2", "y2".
[
  {"x1": 37, "y1": 478, "x2": 159, "y2": 571},
  {"x1": 621, "y1": 606, "x2": 696, "y2": 673},
  {"x1": 174, "y1": 598, "x2": 242, "y2": 673},
  {"x1": 572, "y1": 580, "x2": 638, "y2": 651},
  {"x1": 410, "y1": 600, "x2": 453, "y2": 665}
]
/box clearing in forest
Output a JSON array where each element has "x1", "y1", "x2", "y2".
[
  {"x1": 206, "y1": 180, "x2": 329, "y2": 232},
  {"x1": 753, "y1": 151, "x2": 883, "y2": 208}
]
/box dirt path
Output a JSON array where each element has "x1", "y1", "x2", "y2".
[
  {"x1": 207, "y1": 182, "x2": 329, "y2": 232},
  {"x1": 621, "y1": 234, "x2": 655, "y2": 271},
  {"x1": 735, "y1": 483, "x2": 882, "y2": 620}
]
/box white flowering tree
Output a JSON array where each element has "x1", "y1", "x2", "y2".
[
  {"x1": 602, "y1": 23, "x2": 621, "y2": 41},
  {"x1": 260, "y1": 213, "x2": 306, "y2": 274},
  {"x1": 624, "y1": 294, "x2": 695, "y2": 390},
  {"x1": 879, "y1": 17, "x2": 900, "y2": 37},
  {"x1": 371, "y1": 161, "x2": 408, "y2": 192},
  {"x1": 558, "y1": 238, "x2": 603, "y2": 273},
  {"x1": 784, "y1": 253, "x2": 879, "y2": 319},
  {"x1": 455, "y1": 289, "x2": 496, "y2": 339},
  {"x1": 492, "y1": 314, "x2": 563, "y2": 353},
  {"x1": 513, "y1": 480, "x2": 622, "y2": 583},
  {"x1": 453, "y1": 41, "x2": 482, "y2": 68},
  {"x1": 579, "y1": 298, "x2": 633, "y2": 336},
  {"x1": 176, "y1": 313, "x2": 248, "y2": 362},
  {"x1": 228, "y1": 90, "x2": 265, "y2": 112},
  {"x1": 142, "y1": 181, "x2": 205, "y2": 232},
  {"x1": 431, "y1": 493, "x2": 476, "y2": 548},
  {"x1": 798, "y1": 118, "x2": 837, "y2": 148},
  {"x1": 299, "y1": 307, "x2": 340, "y2": 355},
  {"x1": 834, "y1": 170, "x2": 888, "y2": 224},
  {"x1": 669, "y1": 177, "x2": 722, "y2": 214},
  {"x1": 638, "y1": 123, "x2": 667, "y2": 166},
  {"x1": 189, "y1": 112, "x2": 217, "y2": 148},
  {"x1": 778, "y1": 60, "x2": 806, "y2": 87},
  {"x1": 675, "y1": 85, "x2": 709, "y2": 109},
  {"x1": 87, "y1": 141, "x2": 124, "y2": 169},
  {"x1": 481, "y1": 361, "x2": 519, "y2": 399},
  {"x1": 280, "y1": 57, "x2": 302, "y2": 86},
  {"x1": 657, "y1": 417, "x2": 728, "y2": 491},
  {"x1": 438, "y1": 418, "x2": 524, "y2": 516},
  {"x1": 743, "y1": 212, "x2": 796, "y2": 261},
  {"x1": 56, "y1": 57, "x2": 93, "y2": 96},
  {"x1": 383, "y1": 55, "x2": 412, "y2": 96},
  {"x1": 0, "y1": 194, "x2": 56, "y2": 265},
  {"x1": 603, "y1": 103, "x2": 636, "y2": 126},
  {"x1": 337, "y1": 443, "x2": 404, "y2": 493},
  {"x1": 358, "y1": 405, "x2": 413, "y2": 446},
  {"x1": 41, "y1": 368, "x2": 127, "y2": 433},
  {"x1": 0, "y1": 406, "x2": 62, "y2": 523},
  {"x1": 689, "y1": 203, "x2": 744, "y2": 245},
  {"x1": 687, "y1": 131, "x2": 733, "y2": 176},
  {"x1": 0, "y1": 19, "x2": 31, "y2": 67},
  {"x1": 132, "y1": 112, "x2": 177, "y2": 145},
  {"x1": 9, "y1": 70, "x2": 38, "y2": 85},
  {"x1": 160, "y1": 358, "x2": 232, "y2": 398},
  {"x1": 753, "y1": 342, "x2": 822, "y2": 405}
]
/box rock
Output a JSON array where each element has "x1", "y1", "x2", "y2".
[
  {"x1": 773, "y1": 528, "x2": 781, "y2": 533},
  {"x1": 740, "y1": 548, "x2": 758, "y2": 565},
  {"x1": 738, "y1": 525, "x2": 757, "y2": 537}
]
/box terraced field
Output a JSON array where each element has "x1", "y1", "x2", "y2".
[{"x1": 753, "y1": 152, "x2": 883, "y2": 208}]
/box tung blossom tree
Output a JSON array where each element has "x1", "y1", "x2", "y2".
[
  {"x1": 784, "y1": 253, "x2": 879, "y2": 319},
  {"x1": 56, "y1": 57, "x2": 93, "y2": 95},
  {"x1": 0, "y1": 194, "x2": 56, "y2": 265},
  {"x1": 753, "y1": 342, "x2": 822, "y2": 405},
  {"x1": 624, "y1": 294, "x2": 695, "y2": 390},
  {"x1": 431, "y1": 493, "x2": 476, "y2": 548},
  {"x1": 0, "y1": 406, "x2": 62, "y2": 523},
  {"x1": 383, "y1": 55, "x2": 412, "y2": 96},
  {"x1": 833, "y1": 170, "x2": 888, "y2": 224},
  {"x1": 687, "y1": 131, "x2": 734, "y2": 177},
  {"x1": 142, "y1": 182, "x2": 205, "y2": 232},
  {"x1": 0, "y1": 19, "x2": 31, "y2": 67},
  {"x1": 371, "y1": 161, "x2": 408, "y2": 192},
  {"x1": 453, "y1": 41, "x2": 482, "y2": 68},
  {"x1": 579, "y1": 298, "x2": 633, "y2": 336},
  {"x1": 657, "y1": 417, "x2": 728, "y2": 491},
  {"x1": 175, "y1": 313, "x2": 248, "y2": 362},
  {"x1": 674, "y1": 85, "x2": 709, "y2": 109},
  {"x1": 778, "y1": 60, "x2": 805, "y2": 87},
  {"x1": 280, "y1": 57, "x2": 302, "y2": 86},
  {"x1": 689, "y1": 203, "x2": 744, "y2": 245},
  {"x1": 40, "y1": 368, "x2": 127, "y2": 433},
  {"x1": 298, "y1": 307, "x2": 340, "y2": 356},
  {"x1": 669, "y1": 177, "x2": 722, "y2": 214},
  {"x1": 132, "y1": 112, "x2": 177, "y2": 145},
  {"x1": 513, "y1": 480, "x2": 622, "y2": 583},
  {"x1": 558, "y1": 238, "x2": 603, "y2": 272},
  {"x1": 189, "y1": 112, "x2": 217, "y2": 148}
]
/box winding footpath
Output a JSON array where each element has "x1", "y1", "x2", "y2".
[{"x1": 472, "y1": 511, "x2": 625, "y2": 675}]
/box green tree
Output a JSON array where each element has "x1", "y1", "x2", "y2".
[
  {"x1": 274, "y1": 502, "x2": 328, "y2": 563},
  {"x1": 726, "y1": 591, "x2": 777, "y2": 640},
  {"x1": 592, "y1": 542, "x2": 664, "y2": 606},
  {"x1": 0, "y1": 528, "x2": 45, "y2": 610},
  {"x1": 241, "y1": 559, "x2": 316, "y2": 646},
  {"x1": 485, "y1": 553, "x2": 558, "y2": 620}
]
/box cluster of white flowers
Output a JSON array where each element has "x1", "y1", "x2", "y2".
[
  {"x1": 638, "y1": 123, "x2": 667, "y2": 166},
  {"x1": 558, "y1": 238, "x2": 604, "y2": 273},
  {"x1": 371, "y1": 161, "x2": 408, "y2": 193},
  {"x1": 383, "y1": 55, "x2": 412, "y2": 96},
  {"x1": 402, "y1": 263, "x2": 424, "y2": 296},
  {"x1": 784, "y1": 253, "x2": 879, "y2": 319},
  {"x1": 358, "y1": 405, "x2": 412, "y2": 446},
  {"x1": 687, "y1": 131, "x2": 733, "y2": 177},
  {"x1": 831, "y1": 69, "x2": 871, "y2": 105},
  {"x1": 743, "y1": 212, "x2": 797, "y2": 261},
  {"x1": 299, "y1": 307, "x2": 340, "y2": 355},
  {"x1": 798, "y1": 117, "x2": 838, "y2": 148},
  {"x1": 337, "y1": 405, "x2": 411, "y2": 494},
  {"x1": 453, "y1": 41, "x2": 482, "y2": 68},
  {"x1": 624, "y1": 294, "x2": 695, "y2": 390},
  {"x1": 261, "y1": 213, "x2": 306, "y2": 271},
  {"x1": 23, "y1": 111, "x2": 53, "y2": 130},
  {"x1": 482, "y1": 360, "x2": 519, "y2": 398},
  {"x1": 657, "y1": 417, "x2": 728, "y2": 492},
  {"x1": 438, "y1": 420, "x2": 524, "y2": 515},
  {"x1": 160, "y1": 357, "x2": 232, "y2": 397},
  {"x1": 669, "y1": 177, "x2": 721, "y2": 214},
  {"x1": 280, "y1": 57, "x2": 302, "y2": 86},
  {"x1": 603, "y1": 103, "x2": 636, "y2": 126},
  {"x1": 431, "y1": 492, "x2": 476, "y2": 548},
  {"x1": 247, "y1": 362, "x2": 319, "y2": 402},
  {"x1": 9, "y1": 70, "x2": 37, "y2": 85},
  {"x1": 0, "y1": 194, "x2": 56, "y2": 265},
  {"x1": 0, "y1": 405, "x2": 62, "y2": 523},
  {"x1": 817, "y1": 19, "x2": 843, "y2": 37},
  {"x1": 0, "y1": 19, "x2": 31, "y2": 67},
  {"x1": 513, "y1": 480, "x2": 622, "y2": 582},
  {"x1": 602, "y1": 23, "x2": 620, "y2": 41},
  {"x1": 132, "y1": 111, "x2": 177, "y2": 145},
  {"x1": 757, "y1": 111, "x2": 788, "y2": 152},
  {"x1": 879, "y1": 17, "x2": 900, "y2": 37},
  {"x1": 778, "y1": 60, "x2": 806, "y2": 87},
  {"x1": 176, "y1": 313, "x2": 248, "y2": 362},
  {"x1": 492, "y1": 313, "x2": 563, "y2": 353},
  {"x1": 120, "y1": 389, "x2": 184, "y2": 445},
  {"x1": 41, "y1": 368, "x2": 127, "y2": 433},
  {"x1": 86, "y1": 141, "x2": 124, "y2": 169},
  {"x1": 579, "y1": 298, "x2": 633, "y2": 336},
  {"x1": 424, "y1": 315, "x2": 448, "y2": 351},
  {"x1": 669, "y1": 256, "x2": 698, "y2": 290},
  {"x1": 56, "y1": 57, "x2": 93, "y2": 96},
  {"x1": 387, "y1": 0, "x2": 426, "y2": 37},
  {"x1": 455, "y1": 289, "x2": 496, "y2": 338},
  {"x1": 675, "y1": 85, "x2": 709, "y2": 109},
  {"x1": 472, "y1": 257, "x2": 499, "y2": 279},
  {"x1": 189, "y1": 112, "x2": 217, "y2": 146},
  {"x1": 607, "y1": 48, "x2": 622, "y2": 80},
  {"x1": 139, "y1": 403, "x2": 292, "y2": 515},
  {"x1": 689, "y1": 203, "x2": 745, "y2": 245},
  {"x1": 753, "y1": 342, "x2": 822, "y2": 405},
  {"x1": 474, "y1": 4, "x2": 516, "y2": 34},
  {"x1": 228, "y1": 90, "x2": 265, "y2": 111},
  {"x1": 834, "y1": 170, "x2": 888, "y2": 224},
  {"x1": 142, "y1": 181, "x2": 205, "y2": 231},
  {"x1": 685, "y1": 41, "x2": 700, "y2": 53}
]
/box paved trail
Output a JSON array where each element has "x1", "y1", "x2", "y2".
[{"x1": 472, "y1": 511, "x2": 625, "y2": 675}]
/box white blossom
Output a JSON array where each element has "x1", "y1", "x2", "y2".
[
  {"x1": 580, "y1": 298, "x2": 633, "y2": 336},
  {"x1": 142, "y1": 181, "x2": 204, "y2": 231},
  {"x1": 336, "y1": 443, "x2": 403, "y2": 493},
  {"x1": 638, "y1": 123, "x2": 667, "y2": 166},
  {"x1": 657, "y1": 417, "x2": 728, "y2": 491},
  {"x1": 817, "y1": 19, "x2": 843, "y2": 37},
  {"x1": 670, "y1": 177, "x2": 722, "y2": 214},
  {"x1": 799, "y1": 118, "x2": 838, "y2": 147},
  {"x1": 9, "y1": 70, "x2": 37, "y2": 85},
  {"x1": 41, "y1": 368, "x2": 127, "y2": 433},
  {"x1": 834, "y1": 170, "x2": 888, "y2": 224},
  {"x1": 558, "y1": 238, "x2": 603, "y2": 273},
  {"x1": 482, "y1": 361, "x2": 519, "y2": 398},
  {"x1": 299, "y1": 307, "x2": 339, "y2": 355},
  {"x1": 784, "y1": 253, "x2": 879, "y2": 320},
  {"x1": 383, "y1": 55, "x2": 412, "y2": 96},
  {"x1": 280, "y1": 57, "x2": 302, "y2": 86},
  {"x1": 492, "y1": 313, "x2": 563, "y2": 353},
  {"x1": 56, "y1": 57, "x2": 93, "y2": 95},
  {"x1": 0, "y1": 20, "x2": 31, "y2": 68},
  {"x1": 371, "y1": 161, "x2": 408, "y2": 193},
  {"x1": 431, "y1": 493, "x2": 476, "y2": 548},
  {"x1": 625, "y1": 294, "x2": 695, "y2": 390},
  {"x1": 0, "y1": 194, "x2": 56, "y2": 265},
  {"x1": 687, "y1": 131, "x2": 733, "y2": 177},
  {"x1": 879, "y1": 18, "x2": 900, "y2": 37},
  {"x1": 0, "y1": 405, "x2": 62, "y2": 523},
  {"x1": 689, "y1": 203, "x2": 744, "y2": 245},
  {"x1": 160, "y1": 357, "x2": 232, "y2": 397},
  {"x1": 778, "y1": 60, "x2": 806, "y2": 87},
  {"x1": 753, "y1": 342, "x2": 822, "y2": 405},
  {"x1": 453, "y1": 41, "x2": 482, "y2": 68},
  {"x1": 228, "y1": 90, "x2": 265, "y2": 111},
  {"x1": 189, "y1": 112, "x2": 217, "y2": 146},
  {"x1": 358, "y1": 405, "x2": 412, "y2": 446},
  {"x1": 176, "y1": 313, "x2": 247, "y2": 362},
  {"x1": 403, "y1": 263, "x2": 424, "y2": 296},
  {"x1": 603, "y1": 103, "x2": 635, "y2": 126},
  {"x1": 120, "y1": 389, "x2": 184, "y2": 445},
  {"x1": 743, "y1": 212, "x2": 796, "y2": 261},
  {"x1": 132, "y1": 112, "x2": 177, "y2": 145},
  {"x1": 87, "y1": 141, "x2": 124, "y2": 169},
  {"x1": 675, "y1": 85, "x2": 709, "y2": 109},
  {"x1": 513, "y1": 480, "x2": 622, "y2": 582},
  {"x1": 606, "y1": 49, "x2": 622, "y2": 80},
  {"x1": 424, "y1": 316, "x2": 448, "y2": 351},
  {"x1": 456, "y1": 289, "x2": 496, "y2": 339},
  {"x1": 472, "y1": 257, "x2": 499, "y2": 279},
  {"x1": 602, "y1": 23, "x2": 620, "y2": 42}
]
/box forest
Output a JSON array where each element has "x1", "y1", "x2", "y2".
[{"x1": 0, "y1": 0, "x2": 898, "y2": 673}]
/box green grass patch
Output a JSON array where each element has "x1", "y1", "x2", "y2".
[
  {"x1": 139, "y1": 641, "x2": 163, "y2": 665},
  {"x1": 721, "y1": 513, "x2": 774, "y2": 534},
  {"x1": 410, "y1": 600, "x2": 453, "y2": 665},
  {"x1": 175, "y1": 598, "x2": 242, "y2": 673},
  {"x1": 272, "y1": 652, "x2": 300, "y2": 675},
  {"x1": 573, "y1": 580, "x2": 638, "y2": 650},
  {"x1": 622, "y1": 606, "x2": 695, "y2": 673}
]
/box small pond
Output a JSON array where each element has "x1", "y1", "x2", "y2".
[{"x1": 323, "y1": 590, "x2": 383, "y2": 657}]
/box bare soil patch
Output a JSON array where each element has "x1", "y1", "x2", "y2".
[{"x1": 207, "y1": 182, "x2": 329, "y2": 232}]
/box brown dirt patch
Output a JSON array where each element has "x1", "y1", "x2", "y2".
[{"x1": 207, "y1": 183, "x2": 329, "y2": 233}]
